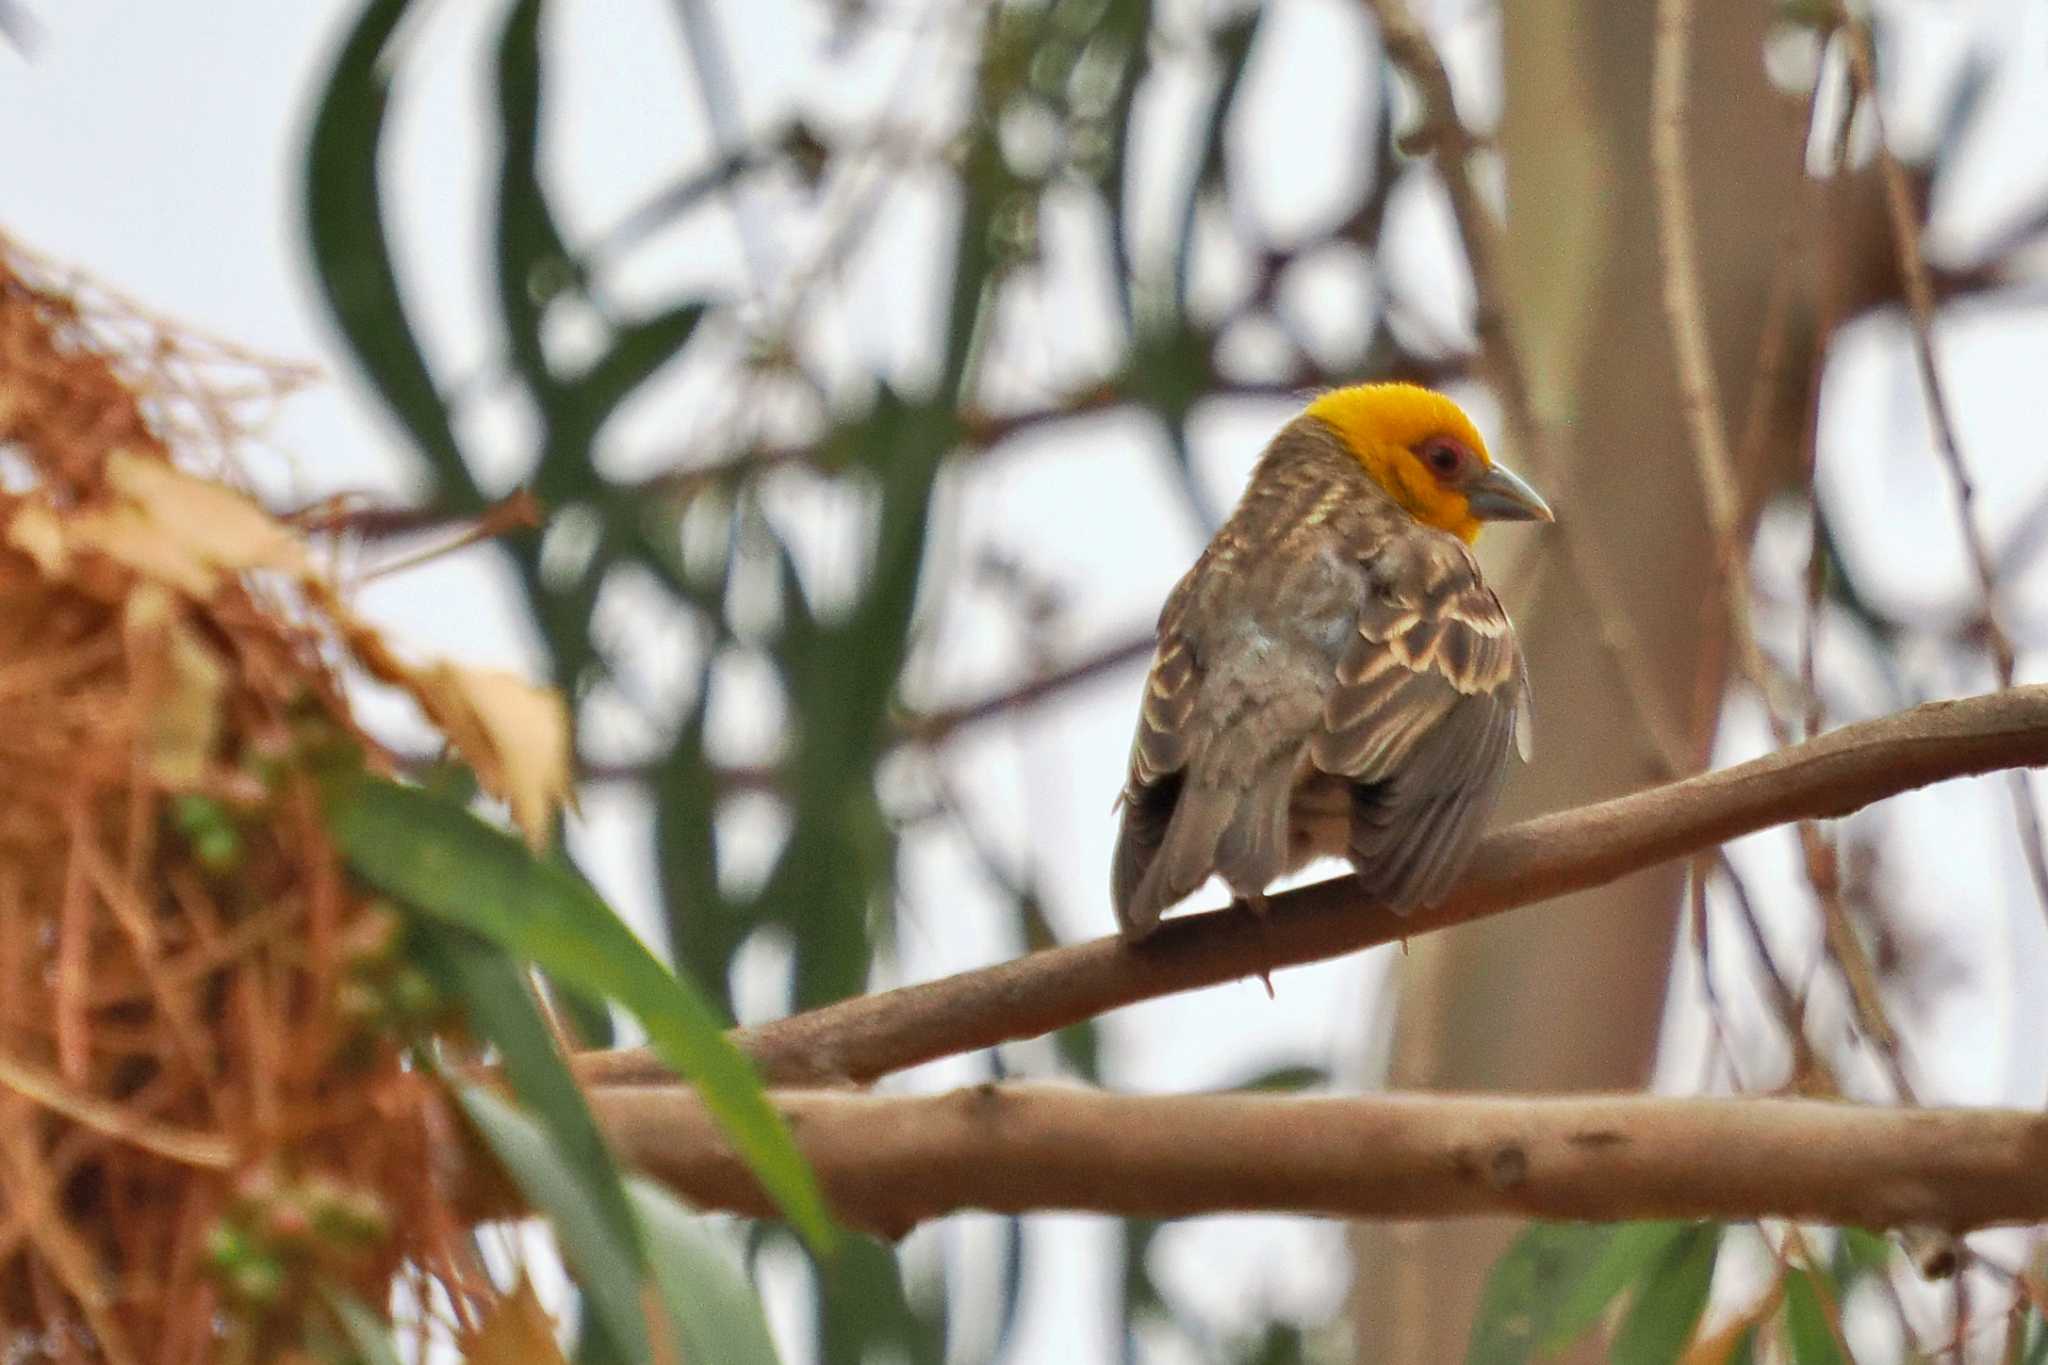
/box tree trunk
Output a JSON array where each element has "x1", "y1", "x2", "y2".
[{"x1": 1351, "y1": 2, "x2": 1808, "y2": 1356}]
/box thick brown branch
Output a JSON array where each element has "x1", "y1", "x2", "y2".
[
  {"x1": 595, "y1": 1084, "x2": 2048, "y2": 1239},
  {"x1": 577, "y1": 686, "x2": 2048, "y2": 1089}
]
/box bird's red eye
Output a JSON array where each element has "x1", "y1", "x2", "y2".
[{"x1": 1420, "y1": 440, "x2": 1467, "y2": 479}]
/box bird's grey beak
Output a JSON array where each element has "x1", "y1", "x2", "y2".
[{"x1": 1465, "y1": 462, "x2": 1554, "y2": 523}]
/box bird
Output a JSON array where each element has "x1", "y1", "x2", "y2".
[{"x1": 1110, "y1": 382, "x2": 1552, "y2": 941}]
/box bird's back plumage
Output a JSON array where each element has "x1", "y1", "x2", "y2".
[{"x1": 1111, "y1": 415, "x2": 1530, "y2": 939}]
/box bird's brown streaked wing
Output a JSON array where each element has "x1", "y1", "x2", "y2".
[
  {"x1": 1309, "y1": 536, "x2": 1523, "y2": 910},
  {"x1": 1110, "y1": 575, "x2": 1206, "y2": 935}
]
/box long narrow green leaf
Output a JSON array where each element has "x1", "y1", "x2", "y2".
[
  {"x1": 322, "y1": 1284, "x2": 409, "y2": 1365},
  {"x1": 328, "y1": 775, "x2": 836, "y2": 1253},
  {"x1": 455, "y1": 1082, "x2": 652, "y2": 1360},
  {"x1": 1467, "y1": 1221, "x2": 1622, "y2": 1365},
  {"x1": 569, "y1": 302, "x2": 707, "y2": 435},
  {"x1": 1541, "y1": 1220, "x2": 1692, "y2": 1352},
  {"x1": 411, "y1": 923, "x2": 641, "y2": 1278},
  {"x1": 1782, "y1": 1269, "x2": 1848, "y2": 1365},
  {"x1": 818, "y1": 1237, "x2": 944, "y2": 1365},
  {"x1": 492, "y1": 0, "x2": 573, "y2": 394},
  {"x1": 627, "y1": 1177, "x2": 783, "y2": 1365},
  {"x1": 1612, "y1": 1222, "x2": 1722, "y2": 1365},
  {"x1": 303, "y1": 0, "x2": 478, "y2": 505},
  {"x1": 2026, "y1": 1308, "x2": 2048, "y2": 1365},
  {"x1": 1169, "y1": 8, "x2": 1261, "y2": 311},
  {"x1": 1832, "y1": 1227, "x2": 1893, "y2": 1285}
]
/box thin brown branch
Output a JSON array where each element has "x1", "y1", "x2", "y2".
[
  {"x1": 577, "y1": 685, "x2": 2048, "y2": 1089},
  {"x1": 1359, "y1": 0, "x2": 1530, "y2": 447},
  {"x1": 1834, "y1": 12, "x2": 2048, "y2": 926},
  {"x1": 594, "y1": 1083, "x2": 2048, "y2": 1238},
  {"x1": 577, "y1": 632, "x2": 1160, "y2": 785},
  {"x1": 1363, "y1": 0, "x2": 1693, "y2": 774},
  {"x1": 898, "y1": 635, "x2": 1155, "y2": 744},
  {"x1": 1650, "y1": 0, "x2": 1746, "y2": 570},
  {"x1": 1654, "y1": 8, "x2": 1918, "y2": 1101}
]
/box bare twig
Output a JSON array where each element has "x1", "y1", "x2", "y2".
[
  {"x1": 1655, "y1": 5, "x2": 1920, "y2": 1105},
  {"x1": 1358, "y1": 0, "x2": 1531, "y2": 443},
  {"x1": 1711, "y1": 851, "x2": 1825, "y2": 1092},
  {"x1": 1650, "y1": 0, "x2": 1745, "y2": 572},
  {"x1": 576, "y1": 686, "x2": 2048, "y2": 1089},
  {"x1": 1363, "y1": 0, "x2": 1694, "y2": 775},
  {"x1": 1833, "y1": 11, "x2": 2048, "y2": 924},
  {"x1": 900, "y1": 635, "x2": 1155, "y2": 744},
  {"x1": 577, "y1": 631, "x2": 1159, "y2": 786},
  {"x1": 591, "y1": 1083, "x2": 2048, "y2": 1238},
  {"x1": 1649, "y1": 0, "x2": 1778, "y2": 708}
]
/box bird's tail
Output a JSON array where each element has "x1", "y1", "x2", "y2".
[{"x1": 1114, "y1": 780, "x2": 1236, "y2": 940}]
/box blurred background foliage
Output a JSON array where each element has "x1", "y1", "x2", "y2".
[{"x1": 291, "y1": 0, "x2": 2048, "y2": 1358}]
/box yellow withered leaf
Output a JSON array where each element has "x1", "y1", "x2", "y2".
[
  {"x1": 8, "y1": 452, "x2": 576, "y2": 845},
  {"x1": 410, "y1": 661, "x2": 574, "y2": 851},
  {"x1": 6, "y1": 452, "x2": 311, "y2": 597},
  {"x1": 122, "y1": 586, "x2": 227, "y2": 789},
  {"x1": 100, "y1": 451, "x2": 311, "y2": 583}
]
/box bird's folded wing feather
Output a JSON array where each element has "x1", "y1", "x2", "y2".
[
  {"x1": 1309, "y1": 536, "x2": 1523, "y2": 909},
  {"x1": 1111, "y1": 573, "x2": 1205, "y2": 931}
]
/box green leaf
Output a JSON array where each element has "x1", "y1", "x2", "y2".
[
  {"x1": 546, "y1": 969, "x2": 619, "y2": 1049},
  {"x1": 1121, "y1": 1217, "x2": 1167, "y2": 1363},
  {"x1": 329, "y1": 775, "x2": 837, "y2": 1254},
  {"x1": 1783, "y1": 1269, "x2": 1847, "y2": 1365},
  {"x1": 1239, "y1": 1321, "x2": 1308, "y2": 1365},
  {"x1": 1831, "y1": 1227, "x2": 1892, "y2": 1285},
  {"x1": 1468, "y1": 1222, "x2": 1622, "y2": 1365},
  {"x1": 322, "y1": 1284, "x2": 408, "y2": 1365},
  {"x1": 990, "y1": 1212, "x2": 1027, "y2": 1360},
  {"x1": 412, "y1": 923, "x2": 641, "y2": 1280},
  {"x1": 1229, "y1": 1064, "x2": 1329, "y2": 1093},
  {"x1": 303, "y1": 0, "x2": 478, "y2": 506},
  {"x1": 456, "y1": 1082, "x2": 651, "y2": 1360},
  {"x1": 653, "y1": 684, "x2": 741, "y2": 1016},
  {"x1": 572, "y1": 1314, "x2": 635, "y2": 1365},
  {"x1": 1170, "y1": 7, "x2": 1261, "y2": 311},
  {"x1": 628, "y1": 1177, "x2": 783, "y2": 1365},
  {"x1": 492, "y1": 0, "x2": 574, "y2": 395},
  {"x1": 1542, "y1": 1221, "x2": 1693, "y2": 1351},
  {"x1": 1612, "y1": 1222, "x2": 1722, "y2": 1365},
  {"x1": 568, "y1": 303, "x2": 707, "y2": 436},
  {"x1": 816, "y1": 1236, "x2": 944, "y2": 1365},
  {"x1": 2025, "y1": 1306, "x2": 2048, "y2": 1365}
]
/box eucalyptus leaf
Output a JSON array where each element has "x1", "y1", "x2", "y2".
[
  {"x1": 304, "y1": 0, "x2": 477, "y2": 505},
  {"x1": 411, "y1": 923, "x2": 640, "y2": 1271},
  {"x1": 328, "y1": 774, "x2": 836, "y2": 1254},
  {"x1": 1611, "y1": 1222, "x2": 1722, "y2": 1365},
  {"x1": 322, "y1": 1284, "x2": 409, "y2": 1365},
  {"x1": 456, "y1": 1082, "x2": 652, "y2": 1362},
  {"x1": 1467, "y1": 1221, "x2": 1621, "y2": 1365},
  {"x1": 1782, "y1": 1269, "x2": 1847, "y2": 1365},
  {"x1": 1542, "y1": 1221, "x2": 1692, "y2": 1352},
  {"x1": 629, "y1": 1178, "x2": 783, "y2": 1365},
  {"x1": 492, "y1": 0, "x2": 575, "y2": 396}
]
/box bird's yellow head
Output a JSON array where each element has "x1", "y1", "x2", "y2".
[{"x1": 1305, "y1": 382, "x2": 1553, "y2": 543}]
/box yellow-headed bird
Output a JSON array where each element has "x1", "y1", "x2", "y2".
[{"x1": 1112, "y1": 383, "x2": 1552, "y2": 940}]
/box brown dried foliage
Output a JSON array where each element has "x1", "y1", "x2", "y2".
[{"x1": 0, "y1": 241, "x2": 462, "y2": 1362}]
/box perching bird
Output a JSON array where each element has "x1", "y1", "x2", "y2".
[{"x1": 1111, "y1": 382, "x2": 1552, "y2": 940}]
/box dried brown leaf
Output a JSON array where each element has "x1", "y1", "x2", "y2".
[
  {"x1": 464, "y1": 1278, "x2": 568, "y2": 1365},
  {"x1": 411, "y1": 662, "x2": 573, "y2": 850}
]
